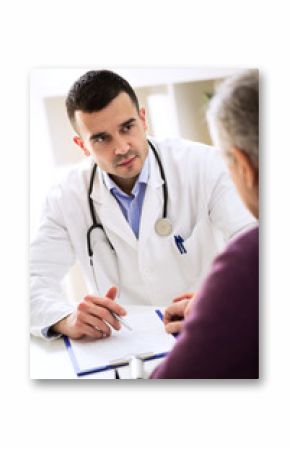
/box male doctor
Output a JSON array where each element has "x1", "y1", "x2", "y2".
[{"x1": 30, "y1": 69, "x2": 255, "y2": 340}]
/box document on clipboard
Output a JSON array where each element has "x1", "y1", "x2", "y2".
[{"x1": 64, "y1": 305, "x2": 176, "y2": 376}]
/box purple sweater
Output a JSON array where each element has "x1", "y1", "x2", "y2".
[{"x1": 151, "y1": 227, "x2": 259, "y2": 379}]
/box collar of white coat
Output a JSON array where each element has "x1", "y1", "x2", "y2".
[{"x1": 90, "y1": 139, "x2": 164, "y2": 204}]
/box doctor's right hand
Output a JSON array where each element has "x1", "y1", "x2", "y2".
[{"x1": 51, "y1": 287, "x2": 127, "y2": 340}]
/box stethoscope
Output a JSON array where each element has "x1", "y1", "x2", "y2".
[{"x1": 86, "y1": 140, "x2": 173, "y2": 269}]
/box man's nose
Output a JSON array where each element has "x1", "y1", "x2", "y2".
[{"x1": 113, "y1": 136, "x2": 130, "y2": 155}]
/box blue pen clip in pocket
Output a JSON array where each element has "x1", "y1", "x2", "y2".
[{"x1": 174, "y1": 235, "x2": 187, "y2": 254}]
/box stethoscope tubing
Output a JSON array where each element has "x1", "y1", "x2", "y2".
[{"x1": 86, "y1": 139, "x2": 168, "y2": 259}]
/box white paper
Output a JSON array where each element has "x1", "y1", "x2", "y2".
[{"x1": 68, "y1": 305, "x2": 175, "y2": 373}]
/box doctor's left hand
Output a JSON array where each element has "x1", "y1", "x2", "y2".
[{"x1": 51, "y1": 286, "x2": 127, "y2": 340}]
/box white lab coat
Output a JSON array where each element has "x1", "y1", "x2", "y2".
[{"x1": 30, "y1": 137, "x2": 255, "y2": 338}]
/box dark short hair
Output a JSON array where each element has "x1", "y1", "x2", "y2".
[{"x1": 66, "y1": 70, "x2": 140, "y2": 128}]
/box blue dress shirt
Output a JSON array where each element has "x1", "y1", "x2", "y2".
[{"x1": 102, "y1": 157, "x2": 149, "y2": 239}]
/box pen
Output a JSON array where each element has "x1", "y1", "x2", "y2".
[
  {"x1": 92, "y1": 287, "x2": 132, "y2": 331},
  {"x1": 174, "y1": 235, "x2": 187, "y2": 254},
  {"x1": 111, "y1": 311, "x2": 133, "y2": 331}
]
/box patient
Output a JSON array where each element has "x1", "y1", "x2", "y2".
[{"x1": 151, "y1": 70, "x2": 259, "y2": 378}]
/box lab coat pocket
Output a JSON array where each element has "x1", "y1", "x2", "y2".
[
  {"x1": 172, "y1": 230, "x2": 200, "y2": 288},
  {"x1": 173, "y1": 218, "x2": 223, "y2": 289}
]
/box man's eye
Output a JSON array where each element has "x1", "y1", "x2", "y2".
[
  {"x1": 94, "y1": 135, "x2": 107, "y2": 143},
  {"x1": 123, "y1": 123, "x2": 133, "y2": 132}
]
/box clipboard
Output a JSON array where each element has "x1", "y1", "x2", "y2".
[{"x1": 63, "y1": 306, "x2": 176, "y2": 377}]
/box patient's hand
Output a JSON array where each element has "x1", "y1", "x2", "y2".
[{"x1": 163, "y1": 292, "x2": 196, "y2": 334}]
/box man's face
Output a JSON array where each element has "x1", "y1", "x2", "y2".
[{"x1": 74, "y1": 92, "x2": 148, "y2": 189}]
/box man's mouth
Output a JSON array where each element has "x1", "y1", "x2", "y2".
[{"x1": 117, "y1": 155, "x2": 137, "y2": 167}]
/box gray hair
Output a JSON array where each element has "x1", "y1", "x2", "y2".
[{"x1": 207, "y1": 69, "x2": 259, "y2": 169}]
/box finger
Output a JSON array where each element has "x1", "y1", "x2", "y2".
[
  {"x1": 105, "y1": 286, "x2": 118, "y2": 301},
  {"x1": 78, "y1": 301, "x2": 122, "y2": 331},
  {"x1": 163, "y1": 309, "x2": 179, "y2": 325},
  {"x1": 87, "y1": 305, "x2": 122, "y2": 331},
  {"x1": 165, "y1": 321, "x2": 183, "y2": 334},
  {"x1": 184, "y1": 298, "x2": 196, "y2": 317},
  {"x1": 85, "y1": 295, "x2": 127, "y2": 316},
  {"x1": 163, "y1": 300, "x2": 188, "y2": 323},
  {"x1": 77, "y1": 322, "x2": 107, "y2": 339},
  {"x1": 78, "y1": 309, "x2": 113, "y2": 335},
  {"x1": 172, "y1": 292, "x2": 195, "y2": 303}
]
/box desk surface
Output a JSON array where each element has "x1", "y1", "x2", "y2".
[{"x1": 30, "y1": 335, "x2": 162, "y2": 379}]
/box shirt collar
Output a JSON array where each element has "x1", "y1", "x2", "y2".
[{"x1": 102, "y1": 156, "x2": 149, "y2": 197}]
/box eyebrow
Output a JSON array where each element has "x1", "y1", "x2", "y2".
[
  {"x1": 90, "y1": 131, "x2": 108, "y2": 142},
  {"x1": 89, "y1": 118, "x2": 136, "y2": 142},
  {"x1": 121, "y1": 117, "x2": 136, "y2": 128}
]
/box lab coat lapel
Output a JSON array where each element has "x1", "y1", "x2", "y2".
[
  {"x1": 139, "y1": 149, "x2": 164, "y2": 246},
  {"x1": 90, "y1": 168, "x2": 137, "y2": 250}
]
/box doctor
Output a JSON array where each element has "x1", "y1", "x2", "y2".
[{"x1": 30, "y1": 69, "x2": 255, "y2": 340}]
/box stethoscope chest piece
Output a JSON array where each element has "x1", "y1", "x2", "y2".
[{"x1": 155, "y1": 218, "x2": 172, "y2": 237}]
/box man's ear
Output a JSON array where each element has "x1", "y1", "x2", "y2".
[
  {"x1": 73, "y1": 136, "x2": 90, "y2": 157},
  {"x1": 139, "y1": 107, "x2": 148, "y2": 131},
  {"x1": 230, "y1": 147, "x2": 256, "y2": 189}
]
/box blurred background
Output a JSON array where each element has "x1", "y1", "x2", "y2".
[{"x1": 30, "y1": 66, "x2": 242, "y2": 301}]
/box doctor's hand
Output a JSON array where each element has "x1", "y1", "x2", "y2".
[
  {"x1": 163, "y1": 292, "x2": 196, "y2": 335},
  {"x1": 51, "y1": 287, "x2": 127, "y2": 340}
]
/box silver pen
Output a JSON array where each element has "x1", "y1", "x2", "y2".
[{"x1": 111, "y1": 311, "x2": 132, "y2": 331}]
